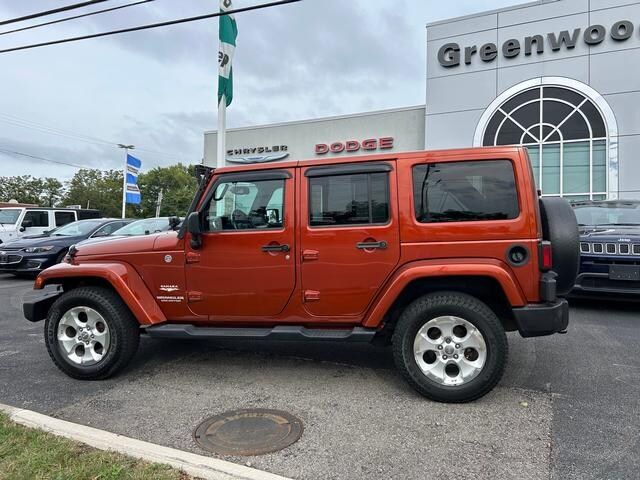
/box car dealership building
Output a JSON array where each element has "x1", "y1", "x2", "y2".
[{"x1": 204, "y1": 0, "x2": 640, "y2": 200}]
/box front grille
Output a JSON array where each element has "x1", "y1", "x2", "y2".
[
  {"x1": 0, "y1": 254, "x2": 22, "y2": 264},
  {"x1": 582, "y1": 241, "x2": 640, "y2": 256}
]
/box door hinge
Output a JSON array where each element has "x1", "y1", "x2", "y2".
[
  {"x1": 186, "y1": 252, "x2": 201, "y2": 264},
  {"x1": 187, "y1": 291, "x2": 203, "y2": 302},
  {"x1": 303, "y1": 290, "x2": 321, "y2": 302}
]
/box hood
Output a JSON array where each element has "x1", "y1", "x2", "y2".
[
  {"x1": 580, "y1": 225, "x2": 640, "y2": 242},
  {"x1": 76, "y1": 235, "x2": 126, "y2": 247},
  {"x1": 75, "y1": 232, "x2": 170, "y2": 257},
  {"x1": 2, "y1": 234, "x2": 83, "y2": 250}
]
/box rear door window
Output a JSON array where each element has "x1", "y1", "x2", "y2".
[
  {"x1": 309, "y1": 172, "x2": 389, "y2": 227},
  {"x1": 55, "y1": 211, "x2": 76, "y2": 226},
  {"x1": 413, "y1": 160, "x2": 519, "y2": 223}
]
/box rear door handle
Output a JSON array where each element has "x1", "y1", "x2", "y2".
[
  {"x1": 356, "y1": 241, "x2": 388, "y2": 250},
  {"x1": 261, "y1": 244, "x2": 290, "y2": 253}
]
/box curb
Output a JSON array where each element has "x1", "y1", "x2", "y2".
[{"x1": 0, "y1": 403, "x2": 291, "y2": 480}]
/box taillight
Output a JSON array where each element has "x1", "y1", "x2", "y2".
[{"x1": 540, "y1": 241, "x2": 553, "y2": 271}]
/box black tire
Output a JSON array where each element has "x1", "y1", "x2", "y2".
[
  {"x1": 539, "y1": 197, "x2": 579, "y2": 296},
  {"x1": 45, "y1": 286, "x2": 140, "y2": 380},
  {"x1": 392, "y1": 292, "x2": 508, "y2": 403}
]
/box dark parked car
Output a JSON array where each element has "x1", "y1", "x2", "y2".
[
  {"x1": 572, "y1": 200, "x2": 640, "y2": 297},
  {"x1": 0, "y1": 218, "x2": 131, "y2": 276}
]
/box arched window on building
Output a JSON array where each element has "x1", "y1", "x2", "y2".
[{"x1": 479, "y1": 84, "x2": 609, "y2": 201}]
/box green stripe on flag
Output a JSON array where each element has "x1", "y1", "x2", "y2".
[{"x1": 218, "y1": 0, "x2": 238, "y2": 107}]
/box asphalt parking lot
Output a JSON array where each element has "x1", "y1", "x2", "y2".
[{"x1": 0, "y1": 274, "x2": 638, "y2": 480}]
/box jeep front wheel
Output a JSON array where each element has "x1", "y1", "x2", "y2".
[
  {"x1": 392, "y1": 292, "x2": 508, "y2": 403},
  {"x1": 45, "y1": 287, "x2": 140, "y2": 380}
]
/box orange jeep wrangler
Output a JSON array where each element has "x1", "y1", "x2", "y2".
[{"x1": 24, "y1": 147, "x2": 579, "y2": 403}]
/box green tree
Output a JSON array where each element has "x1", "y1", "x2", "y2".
[
  {"x1": 63, "y1": 169, "x2": 132, "y2": 218},
  {"x1": 0, "y1": 175, "x2": 64, "y2": 206},
  {"x1": 137, "y1": 164, "x2": 197, "y2": 218}
]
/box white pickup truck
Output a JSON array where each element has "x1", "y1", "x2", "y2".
[{"x1": 0, "y1": 207, "x2": 100, "y2": 244}]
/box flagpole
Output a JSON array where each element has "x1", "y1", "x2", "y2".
[
  {"x1": 118, "y1": 144, "x2": 134, "y2": 219},
  {"x1": 217, "y1": 94, "x2": 226, "y2": 168}
]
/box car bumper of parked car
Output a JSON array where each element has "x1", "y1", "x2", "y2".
[
  {"x1": 512, "y1": 299, "x2": 569, "y2": 338},
  {"x1": 0, "y1": 253, "x2": 57, "y2": 274},
  {"x1": 572, "y1": 272, "x2": 640, "y2": 296}
]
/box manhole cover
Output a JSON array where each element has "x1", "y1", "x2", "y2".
[{"x1": 193, "y1": 409, "x2": 303, "y2": 456}]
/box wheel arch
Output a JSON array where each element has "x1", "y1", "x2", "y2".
[
  {"x1": 364, "y1": 261, "x2": 525, "y2": 339},
  {"x1": 35, "y1": 262, "x2": 166, "y2": 326}
]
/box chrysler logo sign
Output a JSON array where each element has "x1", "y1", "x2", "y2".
[
  {"x1": 226, "y1": 145, "x2": 289, "y2": 164},
  {"x1": 438, "y1": 20, "x2": 636, "y2": 68}
]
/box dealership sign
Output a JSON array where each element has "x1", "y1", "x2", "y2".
[
  {"x1": 226, "y1": 145, "x2": 289, "y2": 164},
  {"x1": 438, "y1": 20, "x2": 636, "y2": 67},
  {"x1": 315, "y1": 137, "x2": 394, "y2": 155}
]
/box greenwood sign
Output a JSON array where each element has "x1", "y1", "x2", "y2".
[{"x1": 437, "y1": 20, "x2": 636, "y2": 68}]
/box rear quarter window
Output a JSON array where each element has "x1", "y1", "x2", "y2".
[{"x1": 412, "y1": 160, "x2": 519, "y2": 223}]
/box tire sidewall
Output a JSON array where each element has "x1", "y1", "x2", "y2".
[
  {"x1": 45, "y1": 290, "x2": 124, "y2": 378},
  {"x1": 396, "y1": 294, "x2": 506, "y2": 402}
]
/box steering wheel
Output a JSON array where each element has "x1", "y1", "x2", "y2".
[{"x1": 231, "y1": 209, "x2": 253, "y2": 229}]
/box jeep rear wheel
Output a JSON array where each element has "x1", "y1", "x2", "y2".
[
  {"x1": 392, "y1": 292, "x2": 508, "y2": 403},
  {"x1": 45, "y1": 287, "x2": 140, "y2": 380}
]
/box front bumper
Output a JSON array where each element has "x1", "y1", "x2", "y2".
[
  {"x1": 23, "y1": 288, "x2": 62, "y2": 322},
  {"x1": 512, "y1": 299, "x2": 569, "y2": 338},
  {"x1": 572, "y1": 272, "x2": 640, "y2": 296}
]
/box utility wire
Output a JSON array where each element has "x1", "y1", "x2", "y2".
[
  {"x1": 0, "y1": 113, "x2": 185, "y2": 161},
  {"x1": 0, "y1": 0, "x2": 302, "y2": 54},
  {"x1": 0, "y1": 147, "x2": 91, "y2": 169},
  {"x1": 0, "y1": 0, "x2": 111, "y2": 27},
  {"x1": 0, "y1": 0, "x2": 154, "y2": 37}
]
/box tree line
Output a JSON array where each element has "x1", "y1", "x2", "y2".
[{"x1": 0, "y1": 163, "x2": 198, "y2": 219}]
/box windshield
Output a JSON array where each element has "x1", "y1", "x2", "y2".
[
  {"x1": 51, "y1": 220, "x2": 103, "y2": 237},
  {"x1": 573, "y1": 204, "x2": 640, "y2": 226},
  {"x1": 0, "y1": 209, "x2": 21, "y2": 225},
  {"x1": 113, "y1": 218, "x2": 170, "y2": 236}
]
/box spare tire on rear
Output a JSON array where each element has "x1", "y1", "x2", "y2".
[{"x1": 539, "y1": 197, "x2": 579, "y2": 296}]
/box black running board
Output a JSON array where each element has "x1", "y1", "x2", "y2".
[{"x1": 144, "y1": 324, "x2": 376, "y2": 343}]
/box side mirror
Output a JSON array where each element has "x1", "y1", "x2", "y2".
[
  {"x1": 168, "y1": 216, "x2": 181, "y2": 231},
  {"x1": 187, "y1": 212, "x2": 202, "y2": 249},
  {"x1": 21, "y1": 219, "x2": 33, "y2": 231}
]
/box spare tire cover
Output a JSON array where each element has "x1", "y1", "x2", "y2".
[{"x1": 539, "y1": 197, "x2": 580, "y2": 296}]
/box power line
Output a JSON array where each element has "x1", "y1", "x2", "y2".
[
  {"x1": 0, "y1": 113, "x2": 185, "y2": 161},
  {"x1": 0, "y1": 0, "x2": 302, "y2": 54},
  {"x1": 0, "y1": 0, "x2": 111, "y2": 27},
  {"x1": 0, "y1": 147, "x2": 91, "y2": 169},
  {"x1": 0, "y1": 0, "x2": 154, "y2": 37}
]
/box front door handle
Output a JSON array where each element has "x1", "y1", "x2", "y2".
[
  {"x1": 261, "y1": 243, "x2": 290, "y2": 253},
  {"x1": 356, "y1": 240, "x2": 388, "y2": 250}
]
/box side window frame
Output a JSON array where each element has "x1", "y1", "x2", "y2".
[
  {"x1": 199, "y1": 170, "x2": 291, "y2": 234},
  {"x1": 23, "y1": 210, "x2": 50, "y2": 228},
  {"x1": 306, "y1": 164, "x2": 392, "y2": 229},
  {"x1": 411, "y1": 159, "x2": 521, "y2": 224}
]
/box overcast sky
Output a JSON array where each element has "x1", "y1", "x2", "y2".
[{"x1": 0, "y1": 0, "x2": 525, "y2": 180}]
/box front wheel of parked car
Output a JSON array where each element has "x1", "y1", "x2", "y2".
[
  {"x1": 45, "y1": 286, "x2": 140, "y2": 380},
  {"x1": 392, "y1": 291, "x2": 508, "y2": 403}
]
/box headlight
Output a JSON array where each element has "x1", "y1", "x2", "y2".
[{"x1": 23, "y1": 246, "x2": 55, "y2": 253}]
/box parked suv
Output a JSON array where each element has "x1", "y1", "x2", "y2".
[
  {"x1": 24, "y1": 147, "x2": 579, "y2": 403},
  {"x1": 0, "y1": 207, "x2": 100, "y2": 245},
  {"x1": 572, "y1": 200, "x2": 640, "y2": 297}
]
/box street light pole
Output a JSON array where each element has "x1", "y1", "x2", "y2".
[{"x1": 118, "y1": 144, "x2": 134, "y2": 219}]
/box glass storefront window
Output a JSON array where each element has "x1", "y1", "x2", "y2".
[{"x1": 483, "y1": 86, "x2": 608, "y2": 200}]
